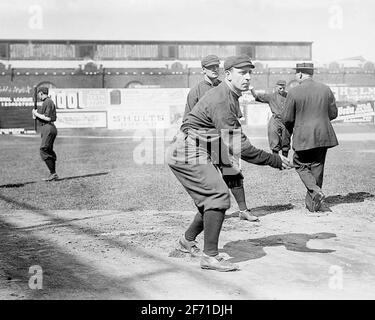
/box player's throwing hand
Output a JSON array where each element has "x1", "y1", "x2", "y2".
[{"x1": 279, "y1": 154, "x2": 294, "y2": 170}]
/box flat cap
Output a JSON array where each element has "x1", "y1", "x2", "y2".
[
  {"x1": 201, "y1": 55, "x2": 220, "y2": 67},
  {"x1": 224, "y1": 54, "x2": 255, "y2": 70},
  {"x1": 37, "y1": 87, "x2": 49, "y2": 94},
  {"x1": 276, "y1": 80, "x2": 287, "y2": 86}
]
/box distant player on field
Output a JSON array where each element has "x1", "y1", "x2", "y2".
[
  {"x1": 32, "y1": 87, "x2": 59, "y2": 181},
  {"x1": 250, "y1": 80, "x2": 291, "y2": 158},
  {"x1": 183, "y1": 54, "x2": 221, "y2": 121}
]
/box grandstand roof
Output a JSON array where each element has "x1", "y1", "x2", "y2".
[{"x1": 0, "y1": 0, "x2": 374, "y2": 62}]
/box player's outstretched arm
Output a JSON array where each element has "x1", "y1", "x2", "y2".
[
  {"x1": 279, "y1": 154, "x2": 294, "y2": 170},
  {"x1": 241, "y1": 141, "x2": 293, "y2": 170}
]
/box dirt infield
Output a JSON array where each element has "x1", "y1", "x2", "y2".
[
  {"x1": 1, "y1": 197, "x2": 375, "y2": 300},
  {"x1": 1, "y1": 123, "x2": 375, "y2": 299}
]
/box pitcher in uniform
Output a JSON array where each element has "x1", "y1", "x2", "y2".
[
  {"x1": 184, "y1": 54, "x2": 259, "y2": 222},
  {"x1": 167, "y1": 55, "x2": 293, "y2": 272}
]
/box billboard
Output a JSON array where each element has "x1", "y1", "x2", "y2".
[
  {"x1": 55, "y1": 111, "x2": 107, "y2": 128},
  {"x1": 0, "y1": 85, "x2": 35, "y2": 130},
  {"x1": 333, "y1": 101, "x2": 375, "y2": 123},
  {"x1": 46, "y1": 88, "x2": 189, "y2": 129},
  {"x1": 329, "y1": 86, "x2": 375, "y2": 102}
]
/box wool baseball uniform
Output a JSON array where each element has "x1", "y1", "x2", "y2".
[
  {"x1": 253, "y1": 90, "x2": 291, "y2": 154},
  {"x1": 167, "y1": 79, "x2": 282, "y2": 214}
]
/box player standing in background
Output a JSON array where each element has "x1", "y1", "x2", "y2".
[
  {"x1": 167, "y1": 55, "x2": 293, "y2": 272},
  {"x1": 183, "y1": 55, "x2": 259, "y2": 222},
  {"x1": 282, "y1": 63, "x2": 338, "y2": 214},
  {"x1": 183, "y1": 55, "x2": 221, "y2": 122},
  {"x1": 250, "y1": 80, "x2": 291, "y2": 158},
  {"x1": 32, "y1": 87, "x2": 59, "y2": 181}
]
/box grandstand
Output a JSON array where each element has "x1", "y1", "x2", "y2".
[
  {"x1": 0, "y1": 39, "x2": 314, "y2": 89},
  {"x1": 1, "y1": 38, "x2": 374, "y2": 90},
  {"x1": 1, "y1": 39, "x2": 374, "y2": 131}
]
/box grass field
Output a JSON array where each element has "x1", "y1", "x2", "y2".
[{"x1": 1, "y1": 123, "x2": 374, "y2": 212}]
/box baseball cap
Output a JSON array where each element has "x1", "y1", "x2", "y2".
[
  {"x1": 201, "y1": 55, "x2": 220, "y2": 67},
  {"x1": 224, "y1": 54, "x2": 255, "y2": 70},
  {"x1": 37, "y1": 87, "x2": 49, "y2": 94}
]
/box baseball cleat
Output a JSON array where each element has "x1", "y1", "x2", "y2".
[
  {"x1": 317, "y1": 202, "x2": 332, "y2": 213},
  {"x1": 43, "y1": 173, "x2": 59, "y2": 181},
  {"x1": 200, "y1": 254, "x2": 239, "y2": 272},
  {"x1": 312, "y1": 192, "x2": 325, "y2": 212},
  {"x1": 238, "y1": 209, "x2": 260, "y2": 222},
  {"x1": 177, "y1": 236, "x2": 202, "y2": 257}
]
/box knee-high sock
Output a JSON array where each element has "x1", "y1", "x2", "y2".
[
  {"x1": 230, "y1": 186, "x2": 247, "y2": 211},
  {"x1": 203, "y1": 209, "x2": 225, "y2": 256},
  {"x1": 185, "y1": 212, "x2": 204, "y2": 241},
  {"x1": 45, "y1": 158, "x2": 56, "y2": 174}
]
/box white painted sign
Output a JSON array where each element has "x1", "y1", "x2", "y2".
[
  {"x1": 55, "y1": 111, "x2": 107, "y2": 128},
  {"x1": 107, "y1": 106, "x2": 170, "y2": 129}
]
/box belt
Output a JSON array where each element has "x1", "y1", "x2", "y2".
[{"x1": 40, "y1": 122, "x2": 54, "y2": 126}]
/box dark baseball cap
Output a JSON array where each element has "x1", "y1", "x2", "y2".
[
  {"x1": 224, "y1": 54, "x2": 255, "y2": 70},
  {"x1": 201, "y1": 55, "x2": 220, "y2": 67},
  {"x1": 37, "y1": 87, "x2": 49, "y2": 94}
]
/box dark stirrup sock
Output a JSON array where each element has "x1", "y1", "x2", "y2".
[
  {"x1": 203, "y1": 209, "x2": 225, "y2": 256},
  {"x1": 45, "y1": 158, "x2": 56, "y2": 174},
  {"x1": 230, "y1": 186, "x2": 248, "y2": 211},
  {"x1": 185, "y1": 212, "x2": 204, "y2": 241}
]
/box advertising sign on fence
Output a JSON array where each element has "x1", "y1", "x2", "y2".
[
  {"x1": 107, "y1": 106, "x2": 170, "y2": 129},
  {"x1": 54, "y1": 111, "x2": 107, "y2": 128},
  {"x1": 49, "y1": 89, "x2": 108, "y2": 110},
  {"x1": 329, "y1": 86, "x2": 375, "y2": 101},
  {"x1": 0, "y1": 85, "x2": 34, "y2": 129},
  {"x1": 3, "y1": 86, "x2": 374, "y2": 130},
  {"x1": 333, "y1": 101, "x2": 375, "y2": 123}
]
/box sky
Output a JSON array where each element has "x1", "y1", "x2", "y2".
[{"x1": 0, "y1": 0, "x2": 374, "y2": 63}]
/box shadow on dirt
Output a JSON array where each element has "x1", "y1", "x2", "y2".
[
  {"x1": 0, "y1": 172, "x2": 109, "y2": 189},
  {"x1": 225, "y1": 203, "x2": 294, "y2": 219},
  {"x1": 326, "y1": 192, "x2": 374, "y2": 206},
  {"x1": 221, "y1": 232, "x2": 336, "y2": 263},
  {"x1": 0, "y1": 193, "x2": 248, "y2": 298},
  {"x1": 0, "y1": 217, "x2": 138, "y2": 299}
]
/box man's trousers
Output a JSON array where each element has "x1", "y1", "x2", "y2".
[
  {"x1": 293, "y1": 147, "x2": 328, "y2": 210},
  {"x1": 268, "y1": 116, "x2": 291, "y2": 154}
]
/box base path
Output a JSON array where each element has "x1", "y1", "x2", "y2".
[{"x1": 1, "y1": 197, "x2": 375, "y2": 300}]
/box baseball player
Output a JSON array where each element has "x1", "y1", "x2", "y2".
[
  {"x1": 183, "y1": 54, "x2": 259, "y2": 222},
  {"x1": 250, "y1": 80, "x2": 291, "y2": 157},
  {"x1": 167, "y1": 55, "x2": 293, "y2": 272},
  {"x1": 32, "y1": 87, "x2": 59, "y2": 181},
  {"x1": 183, "y1": 54, "x2": 221, "y2": 122}
]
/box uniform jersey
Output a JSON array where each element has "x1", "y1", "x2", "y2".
[
  {"x1": 254, "y1": 91, "x2": 287, "y2": 119},
  {"x1": 181, "y1": 80, "x2": 281, "y2": 169},
  {"x1": 183, "y1": 79, "x2": 221, "y2": 121},
  {"x1": 38, "y1": 97, "x2": 57, "y2": 125}
]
